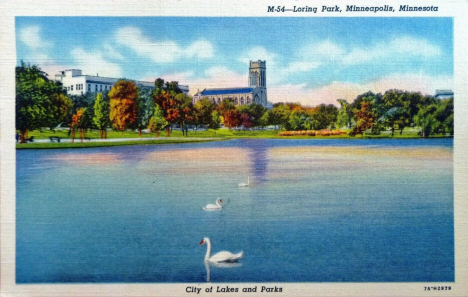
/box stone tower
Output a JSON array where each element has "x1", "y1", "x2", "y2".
[
  {"x1": 249, "y1": 60, "x2": 266, "y2": 88},
  {"x1": 248, "y1": 60, "x2": 267, "y2": 106}
]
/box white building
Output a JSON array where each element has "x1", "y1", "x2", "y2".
[
  {"x1": 193, "y1": 60, "x2": 268, "y2": 107},
  {"x1": 54, "y1": 69, "x2": 189, "y2": 96},
  {"x1": 434, "y1": 90, "x2": 454, "y2": 100}
]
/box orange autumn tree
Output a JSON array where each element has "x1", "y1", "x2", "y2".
[
  {"x1": 153, "y1": 78, "x2": 183, "y2": 136},
  {"x1": 70, "y1": 108, "x2": 87, "y2": 143},
  {"x1": 109, "y1": 80, "x2": 138, "y2": 131}
]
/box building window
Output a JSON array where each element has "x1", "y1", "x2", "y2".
[
  {"x1": 100, "y1": 85, "x2": 102, "y2": 91},
  {"x1": 240, "y1": 97, "x2": 244, "y2": 105},
  {"x1": 95, "y1": 85, "x2": 98, "y2": 92},
  {"x1": 71, "y1": 85, "x2": 73, "y2": 91},
  {"x1": 88, "y1": 84, "x2": 91, "y2": 92},
  {"x1": 234, "y1": 97, "x2": 238, "y2": 105}
]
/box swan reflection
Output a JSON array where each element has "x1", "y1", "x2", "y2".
[{"x1": 205, "y1": 260, "x2": 242, "y2": 282}]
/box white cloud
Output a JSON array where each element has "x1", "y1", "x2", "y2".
[
  {"x1": 115, "y1": 26, "x2": 214, "y2": 63},
  {"x1": 140, "y1": 66, "x2": 246, "y2": 96},
  {"x1": 342, "y1": 36, "x2": 441, "y2": 65},
  {"x1": 298, "y1": 40, "x2": 345, "y2": 61},
  {"x1": 190, "y1": 66, "x2": 246, "y2": 94},
  {"x1": 186, "y1": 40, "x2": 214, "y2": 59},
  {"x1": 102, "y1": 44, "x2": 124, "y2": 60},
  {"x1": 268, "y1": 73, "x2": 453, "y2": 107},
  {"x1": 268, "y1": 82, "x2": 365, "y2": 107},
  {"x1": 71, "y1": 48, "x2": 122, "y2": 78},
  {"x1": 19, "y1": 26, "x2": 52, "y2": 50},
  {"x1": 239, "y1": 46, "x2": 277, "y2": 65}
]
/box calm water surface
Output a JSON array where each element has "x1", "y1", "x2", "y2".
[{"x1": 16, "y1": 138, "x2": 454, "y2": 283}]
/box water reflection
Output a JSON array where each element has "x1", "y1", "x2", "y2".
[
  {"x1": 241, "y1": 139, "x2": 269, "y2": 183},
  {"x1": 204, "y1": 261, "x2": 242, "y2": 282}
]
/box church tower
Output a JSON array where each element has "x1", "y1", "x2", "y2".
[
  {"x1": 249, "y1": 60, "x2": 266, "y2": 88},
  {"x1": 248, "y1": 60, "x2": 267, "y2": 106}
]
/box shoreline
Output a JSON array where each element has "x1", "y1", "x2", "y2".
[{"x1": 15, "y1": 133, "x2": 453, "y2": 150}]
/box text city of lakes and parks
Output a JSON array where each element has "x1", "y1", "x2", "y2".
[
  {"x1": 267, "y1": 5, "x2": 439, "y2": 13},
  {"x1": 186, "y1": 285, "x2": 283, "y2": 294}
]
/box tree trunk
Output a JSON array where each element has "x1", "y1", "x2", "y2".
[
  {"x1": 166, "y1": 126, "x2": 170, "y2": 137},
  {"x1": 100, "y1": 129, "x2": 103, "y2": 139},
  {"x1": 80, "y1": 129, "x2": 83, "y2": 143},
  {"x1": 71, "y1": 129, "x2": 75, "y2": 143},
  {"x1": 156, "y1": 129, "x2": 159, "y2": 138},
  {"x1": 138, "y1": 129, "x2": 142, "y2": 137},
  {"x1": 20, "y1": 130, "x2": 26, "y2": 143},
  {"x1": 391, "y1": 127, "x2": 395, "y2": 137}
]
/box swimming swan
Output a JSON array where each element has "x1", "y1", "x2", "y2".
[
  {"x1": 203, "y1": 199, "x2": 223, "y2": 211},
  {"x1": 200, "y1": 237, "x2": 243, "y2": 263},
  {"x1": 237, "y1": 176, "x2": 250, "y2": 187}
]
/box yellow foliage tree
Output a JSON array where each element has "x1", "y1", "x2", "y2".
[{"x1": 109, "y1": 80, "x2": 138, "y2": 131}]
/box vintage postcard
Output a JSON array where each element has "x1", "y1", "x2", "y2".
[{"x1": 1, "y1": 0, "x2": 467, "y2": 296}]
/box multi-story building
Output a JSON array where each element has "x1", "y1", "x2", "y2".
[
  {"x1": 54, "y1": 69, "x2": 189, "y2": 96},
  {"x1": 193, "y1": 60, "x2": 268, "y2": 107}
]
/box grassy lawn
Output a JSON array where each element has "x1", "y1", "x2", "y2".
[
  {"x1": 17, "y1": 127, "x2": 450, "y2": 149},
  {"x1": 16, "y1": 138, "x2": 220, "y2": 150}
]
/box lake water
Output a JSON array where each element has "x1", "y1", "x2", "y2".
[{"x1": 16, "y1": 138, "x2": 454, "y2": 283}]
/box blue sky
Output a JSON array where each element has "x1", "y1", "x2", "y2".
[{"x1": 16, "y1": 17, "x2": 453, "y2": 105}]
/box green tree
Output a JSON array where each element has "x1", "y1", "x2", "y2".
[
  {"x1": 383, "y1": 90, "x2": 424, "y2": 136},
  {"x1": 269, "y1": 103, "x2": 291, "y2": 130},
  {"x1": 246, "y1": 103, "x2": 267, "y2": 128},
  {"x1": 48, "y1": 93, "x2": 73, "y2": 131},
  {"x1": 336, "y1": 99, "x2": 353, "y2": 129},
  {"x1": 414, "y1": 104, "x2": 439, "y2": 138},
  {"x1": 194, "y1": 98, "x2": 216, "y2": 128},
  {"x1": 134, "y1": 86, "x2": 154, "y2": 136},
  {"x1": 286, "y1": 109, "x2": 309, "y2": 130},
  {"x1": 93, "y1": 92, "x2": 110, "y2": 139},
  {"x1": 175, "y1": 93, "x2": 195, "y2": 136},
  {"x1": 310, "y1": 104, "x2": 338, "y2": 130},
  {"x1": 210, "y1": 110, "x2": 222, "y2": 130},
  {"x1": 16, "y1": 62, "x2": 66, "y2": 142},
  {"x1": 434, "y1": 98, "x2": 454, "y2": 135},
  {"x1": 148, "y1": 104, "x2": 168, "y2": 137}
]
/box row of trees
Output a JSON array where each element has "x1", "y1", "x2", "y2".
[
  {"x1": 16, "y1": 63, "x2": 453, "y2": 141},
  {"x1": 336, "y1": 91, "x2": 453, "y2": 137},
  {"x1": 15, "y1": 63, "x2": 272, "y2": 141}
]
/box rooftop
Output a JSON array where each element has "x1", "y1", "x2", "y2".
[{"x1": 201, "y1": 87, "x2": 255, "y2": 96}]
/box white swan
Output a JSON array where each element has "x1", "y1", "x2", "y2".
[
  {"x1": 203, "y1": 199, "x2": 223, "y2": 211},
  {"x1": 237, "y1": 176, "x2": 250, "y2": 187},
  {"x1": 200, "y1": 237, "x2": 243, "y2": 263}
]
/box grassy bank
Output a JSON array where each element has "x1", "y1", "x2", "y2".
[
  {"x1": 16, "y1": 127, "x2": 450, "y2": 150},
  {"x1": 23, "y1": 127, "x2": 444, "y2": 140},
  {"x1": 16, "y1": 138, "x2": 221, "y2": 150}
]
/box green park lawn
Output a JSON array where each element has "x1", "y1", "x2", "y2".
[{"x1": 16, "y1": 127, "x2": 448, "y2": 149}]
